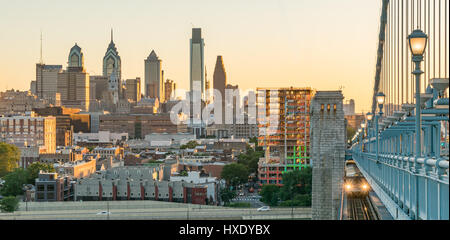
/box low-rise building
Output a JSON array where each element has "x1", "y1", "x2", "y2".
[
  {"x1": 35, "y1": 171, "x2": 75, "y2": 202},
  {"x1": 99, "y1": 113, "x2": 187, "y2": 139},
  {"x1": 0, "y1": 114, "x2": 56, "y2": 154},
  {"x1": 55, "y1": 159, "x2": 96, "y2": 178},
  {"x1": 73, "y1": 131, "x2": 128, "y2": 147},
  {"x1": 92, "y1": 146, "x2": 123, "y2": 160},
  {"x1": 170, "y1": 171, "x2": 222, "y2": 203},
  {"x1": 74, "y1": 166, "x2": 209, "y2": 204}
]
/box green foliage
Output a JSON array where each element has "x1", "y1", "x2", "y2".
[
  {"x1": 0, "y1": 162, "x2": 55, "y2": 197},
  {"x1": 0, "y1": 142, "x2": 20, "y2": 177},
  {"x1": 260, "y1": 184, "x2": 280, "y2": 206},
  {"x1": 0, "y1": 168, "x2": 27, "y2": 197},
  {"x1": 0, "y1": 196, "x2": 19, "y2": 212},
  {"x1": 180, "y1": 170, "x2": 188, "y2": 176},
  {"x1": 347, "y1": 126, "x2": 356, "y2": 142},
  {"x1": 278, "y1": 194, "x2": 311, "y2": 207},
  {"x1": 25, "y1": 162, "x2": 55, "y2": 184},
  {"x1": 279, "y1": 167, "x2": 312, "y2": 201},
  {"x1": 225, "y1": 202, "x2": 251, "y2": 208},
  {"x1": 259, "y1": 167, "x2": 312, "y2": 207},
  {"x1": 220, "y1": 187, "x2": 236, "y2": 205},
  {"x1": 237, "y1": 146, "x2": 264, "y2": 174},
  {"x1": 221, "y1": 163, "x2": 249, "y2": 187},
  {"x1": 180, "y1": 141, "x2": 199, "y2": 149}
]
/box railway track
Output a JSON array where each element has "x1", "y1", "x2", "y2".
[{"x1": 348, "y1": 196, "x2": 380, "y2": 220}]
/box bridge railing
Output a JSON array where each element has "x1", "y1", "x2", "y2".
[{"x1": 352, "y1": 144, "x2": 449, "y2": 220}]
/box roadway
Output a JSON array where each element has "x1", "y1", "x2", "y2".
[{"x1": 0, "y1": 202, "x2": 311, "y2": 220}]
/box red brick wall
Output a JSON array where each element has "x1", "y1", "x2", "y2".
[{"x1": 191, "y1": 187, "x2": 207, "y2": 205}]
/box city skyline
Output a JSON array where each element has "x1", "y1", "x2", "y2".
[{"x1": 0, "y1": 0, "x2": 381, "y2": 113}]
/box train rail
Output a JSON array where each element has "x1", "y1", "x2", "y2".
[{"x1": 347, "y1": 196, "x2": 380, "y2": 220}]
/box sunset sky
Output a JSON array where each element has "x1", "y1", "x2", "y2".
[{"x1": 0, "y1": 0, "x2": 381, "y2": 113}]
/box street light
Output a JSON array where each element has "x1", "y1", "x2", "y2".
[
  {"x1": 366, "y1": 112, "x2": 373, "y2": 152},
  {"x1": 408, "y1": 29, "x2": 428, "y2": 57},
  {"x1": 376, "y1": 92, "x2": 385, "y2": 114},
  {"x1": 375, "y1": 92, "x2": 385, "y2": 163},
  {"x1": 408, "y1": 29, "x2": 428, "y2": 220},
  {"x1": 366, "y1": 112, "x2": 373, "y2": 121},
  {"x1": 408, "y1": 29, "x2": 428, "y2": 160}
]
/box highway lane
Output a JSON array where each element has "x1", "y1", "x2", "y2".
[{"x1": 0, "y1": 207, "x2": 311, "y2": 220}]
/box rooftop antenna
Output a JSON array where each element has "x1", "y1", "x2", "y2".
[{"x1": 39, "y1": 30, "x2": 43, "y2": 64}]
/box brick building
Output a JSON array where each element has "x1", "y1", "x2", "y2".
[
  {"x1": 99, "y1": 113, "x2": 187, "y2": 139},
  {"x1": 35, "y1": 171, "x2": 75, "y2": 202},
  {"x1": 75, "y1": 167, "x2": 208, "y2": 204},
  {"x1": 0, "y1": 114, "x2": 56, "y2": 154}
]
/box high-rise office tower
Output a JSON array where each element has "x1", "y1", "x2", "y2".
[
  {"x1": 103, "y1": 29, "x2": 121, "y2": 81},
  {"x1": 213, "y1": 56, "x2": 226, "y2": 101},
  {"x1": 36, "y1": 64, "x2": 63, "y2": 104},
  {"x1": 190, "y1": 28, "x2": 205, "y2": 99},
  {"x1": 164, "y1": 79, "x2": 176, "y2": 102},
  {"x1": 144, "y1": 50, "x2": 164, "y2": 101},
  {"x1": 30, "y1": 81, "x2": 37, "y2": 95},
  {"x1": 125, "y1": 78, "x2": 141, "y2": 102},
  {"x1": 57, "y1": 44, "x2": 90, "y2": 111}
]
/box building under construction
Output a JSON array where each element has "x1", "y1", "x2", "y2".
[{"x1": 257, "y1": 87, "x2": 314, "y2": 185}]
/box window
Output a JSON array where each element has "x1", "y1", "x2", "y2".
[
  {"x1": 37, "y1": 185, "x2": 45, "y2": 191},
  {"x1": 47, "y1": 185, "x2": 54, "y2": 191},
  {"x1": 47, "y1": 192, "x2": 54, "y2": 199},
  {"x1": 36, "y1": 193, "x2": 44, "y2": 200}
]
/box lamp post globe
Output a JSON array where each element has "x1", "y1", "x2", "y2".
[
  {"x1": 376, "y1": 92, "x2": 385, "y2": 115},
  {"x1": 366, "y1": 112, "x2": 373, "y2": 121},
  {"x1": 408, "y1": 29, "x2": 428, "y2": 57}
]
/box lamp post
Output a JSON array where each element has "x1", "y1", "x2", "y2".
[
  {"x1": 408, "y1": 29, "x2": 427, "y2": 220},
  {"x1": 375, "y1": 92, "x2": 385, "y2": 163},
  {"x1": 361, "y1": 122, "x2": 366, "y2": 152},
  {"x1": 366, "y1": 112, "x2": 373, "y2": 153},
  {"x1": 408, "y1": 29, "x2": 428, "y2": 161}
]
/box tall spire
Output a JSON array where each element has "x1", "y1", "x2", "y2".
[
  {"x1": 39, "y1": 30, "x2": 43, "y2": 64},
  {"x1": 111, "y1": 28, "x2": 113, "y2": 42}
]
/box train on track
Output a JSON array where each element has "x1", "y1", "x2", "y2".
[{"x1": 344, "y1": 160, "x2": 370, "y2": 197}]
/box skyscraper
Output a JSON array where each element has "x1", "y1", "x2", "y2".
[
  {"x1": 36, "y1": 64, "x2": 63, "y2": 104},
  {"x1": 103, "y1": 29, "x2": 121, "y2": 89},
  {"x1": 164, "y1": 79, "x2": 176, "y2": 102},
  {"x1": 144, "y1": 50, "x2": 164, "y2": 101},
  {"x1": 125, "y1": 78, "x2": 141, "y2": 102},
  {"x1": 213, "y1": 56, "x2": 226, "y2": 101},
  {"x1": 190, "y1": 28, "x2": 205, "y2": 99},
  {"x1": 57, "y1": 44, "x2": 90, "y2": 111}
]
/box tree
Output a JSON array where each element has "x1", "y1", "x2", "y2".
[
  {"x1": 0, "y1": 142, "x2": 20, "y2": 177},
  {"x1": 180, "y1": 141, "x2": 198, "y2": 149},
  {"x1": 259, "y1": 184, "x2": 280, "y2": 206},
  {"x1": 279, "y1": 167, "x2": 312, "y2": 201},
  {"x1": 221, "y1": 163, "x2": 249, "y2": 187},
  {"x1": 25, "y1": 162, "x2": 55, "y2": 184},
  {"x1": 179, "y1": 170, "x2": 188, "y2": 176},
  {"x1": 0, "y1": 196, "x2": 19, "y2": 212},
  {"x1": 219, "y1": 187, "x2": 236, "y2": 205},
  {"x1": 237, "y1": 147, "x2": 264, "y2": 174},
  {"x1": 0, "y1": 168, "x2": 27, "y2": 197},
  {"x1": 278, "y1": 194, "x2": 311, "y2": 207},
  {"x1": 347, "y1": 126, "x2": 356, "y2": 142}
]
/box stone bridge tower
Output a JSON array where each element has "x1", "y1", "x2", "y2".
[{"x1": 310, "y1": 91, "x2": 345, "y2": 220}]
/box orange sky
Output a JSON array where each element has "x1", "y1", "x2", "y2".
[{"x1": 0, "y1": 0, "x2": 382, "y2": 113}]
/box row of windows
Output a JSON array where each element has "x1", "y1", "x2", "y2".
[{"x1": 79, "y1": 191, "x2": 181, "y2": 198}]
